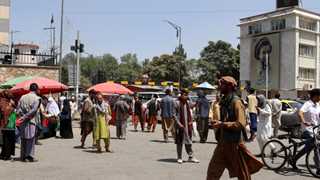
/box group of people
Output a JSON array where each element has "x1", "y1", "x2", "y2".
[
  {"x1": 0, "y1": 83, "x2": 75, "y2": 162},
  {"x1": 2, "y1": 75, "x2": 320, "y2": 179},
  {"x1": 78, "y1": 90, "x2": 112, "y2": 153}
]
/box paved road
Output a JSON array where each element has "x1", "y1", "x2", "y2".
[{"x1": 0, "y1": 122, "x2": 317, "y2": 180}]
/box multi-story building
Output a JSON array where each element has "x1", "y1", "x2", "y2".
[
  {"x1": 0, "y1": 0, "x2": 10, "y2": 49},
  {"x1": 239, "y1": 6, "x2": 320, "y2": 98}
]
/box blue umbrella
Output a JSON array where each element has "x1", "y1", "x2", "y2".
[{"x1": 196, "y1": 82, "x2": 216, "y2": 90}]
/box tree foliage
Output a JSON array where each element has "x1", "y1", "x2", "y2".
[
  {"x1": 198, "y1": 40, "x2": 240, "y2": 84},
  {"x1": 61, "y1": 40, "x2": 240, "y2": 89}
]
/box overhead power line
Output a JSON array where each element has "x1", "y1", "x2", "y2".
[{"x1": 65, "y1": 9, "x2": 266, "y2": 15}]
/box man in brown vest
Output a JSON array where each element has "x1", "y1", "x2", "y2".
[{"x1": 206, "y1": 76, "x2": 263, "y2": 180}]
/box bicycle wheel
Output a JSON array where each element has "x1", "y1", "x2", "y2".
[
  {"x1": 306, "y1": 147, "x2": 320, "y2": 178},
  {"x1": 261, "y1": 139, "x2": 287, "y2": 170}
]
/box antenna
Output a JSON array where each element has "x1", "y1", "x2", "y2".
[{"x1": 299, "y1": 0, "x2": 303, "y2": 7}]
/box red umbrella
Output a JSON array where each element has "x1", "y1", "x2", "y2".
[
  {"x1": 10, "y1": 77, "x2": 68, "y2": 96},
  {"x1": 88, "y1": 82, "x2": 133, "y2": 95}
]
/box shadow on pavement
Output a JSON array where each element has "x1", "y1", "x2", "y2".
[
  {"x1": 157, "y1": 158, "x2": 178, "y2": 163},
  {"x1": 150, "y1": 140, "x2": 172, "y2": 144},
  {"x1": 83, "y1": 150, "x2": 102, "y2": 154},
  {"x1": 264, "y1": 167, "x2": 316, "y2": 179}
]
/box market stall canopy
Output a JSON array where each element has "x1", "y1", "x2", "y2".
[
  {"x1": 127, "y1": 85, "x2": 163, "y2": 93},
  {"x1": 10, "y1": 77, "x2": 68, "y2": 96},
  {"x1": 0, "y1": 76, "x2": 34, "y2": 89},
  {"x1": 87, "y1": 82, "x2": 133, "y2": 95},
  {"x1": 195, "y1": 82, "x2": 216, "y2": 90}
]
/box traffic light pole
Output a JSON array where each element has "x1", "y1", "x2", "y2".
[{"x1": 76, "y1": 31, "x2": 80, "y2": 109}]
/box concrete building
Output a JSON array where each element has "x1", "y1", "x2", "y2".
[
  {"x1": 13, "y1": 43, "x2": 41, "y2": 65},
  {"x1": 0, "y1": 0, "x2": 9, "y2": 48},
  {"x1": 239, "y1": 6, "x2": 320, "y2": 98}
]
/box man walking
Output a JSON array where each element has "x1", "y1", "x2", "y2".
[
  {"x1": 114, "y1": 95, "x2": 130, "y2": 140},
  {"x1": 133, "y1": 96, "x2": 144, "y2": 132},
  {"x1": 207, "y1": 76, "x2": 263, "y2": 180},
  {"x1": 79, "y1": 90, "x2": 96, "y2": 148},
  {"x1": 175, "y1": 89, "x2": 200, "y2": 164},
  {"x1": 16, "y1": 83, "x2": 41, "y2": 162},
  {"x1": 246, "y1": 88, "x2": 258, "y2": 141},
  {"x1": 195, "y1": 90, "x2": 210, "y2": 143},
  {"x1": 270, "y1": 93, "x2": 282, "y2": 137},
  {"x1": 160, "y1": 89, "x2": 175, "y2": 142},
  {"x1": 147, "y1": 94, "x2": 159, "y2": 132}
]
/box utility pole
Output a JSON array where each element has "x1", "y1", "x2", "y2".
[
  {"x1": 164, "y1": 20, "x2": 183, "y2": 90},
  {"x1": 44, "y1": 15, "x2": 56, "y2": 62},
  {"x1": 71, "y1": 31, "x2": 84, "y2": 108},
  {"x1": 10, "y1": 30, "x2": 20, "y2": 64},
  {"x1": 265, "y1": 53, "x2": 269, "y2": 98},
  {"x1": 76, "y1": 31, "x2": 80, "y2": 108},
  {"x1": 59, "y1": 0, "x2": 65, "y2": 82}
]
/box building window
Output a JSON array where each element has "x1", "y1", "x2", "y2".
[
  {"x1": 299, "y1": 68, "x2": 315, "y2": 80},
  {"x1": 299, "y1": 17, "x2": 316, "y2": 31},
  {"x1": 299, "y1": 44, "x2": 315, "y2": 58},
  {"x1": 248, "y1": 23, "x2": 262, "y2": 35},
  {"x1": 271, "y1": 19, "x2": 286, "y2": 31}
]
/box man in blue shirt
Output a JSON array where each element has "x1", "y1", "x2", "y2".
[{"x1": 160, "y1": 89, "x2": 176, "y2": 142}]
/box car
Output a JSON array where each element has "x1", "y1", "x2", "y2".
[
  {"x1": 137, "y1": 92, "x2": 166, "y2": 104},
  {"x1": 281, "y1": 100, "x2": 302, "y2": 112},
  {"x1": 280, "y1": 100, "x2": 303, "y2": 134}
]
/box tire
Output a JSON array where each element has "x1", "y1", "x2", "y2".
[
  {"x1": 306, "y1": 147, "x2": 320, "y2": 178},
  {"x1": 261, "y1": 139, "x2": 287, "y2": 170}
]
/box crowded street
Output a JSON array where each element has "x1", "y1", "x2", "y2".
[{"x1": 0, "y1": 123, "x2": 317, "y2": 180}]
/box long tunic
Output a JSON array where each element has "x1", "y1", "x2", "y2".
[
  {"x1": 94, "y1": 102, "x2": 109, "y2": 140},
  {"x1": 257, "y1": 105, "x2": 273, "y2": 146},
  {"x1": 175, "y1": 101, "x2": 193, "y2": 145}
]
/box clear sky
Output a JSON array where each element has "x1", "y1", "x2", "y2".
[{"x1": 10, "y1": 0, "x2": 320, "y2": 61}]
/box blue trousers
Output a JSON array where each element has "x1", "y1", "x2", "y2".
[
  {"x1": 249, "y1": 113, "x2": 257, "y2": 133},
  {"x1": 295, "y1": 131, "x2": 320, "y2": 169}
]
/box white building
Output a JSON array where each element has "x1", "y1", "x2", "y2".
[
  {"x1": 239, "y1": 6, "x2": 320, "y2": 98},
  {"x1": 13, "y1": 43, "x2": 41, "y2": 65},
  {"x1": 0, "y1": 0, "x2": 10, "y2": 48}
]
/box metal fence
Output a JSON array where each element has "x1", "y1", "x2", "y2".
[{"x1": 0, "y1": 51, "x2": 58, "y2": 66}]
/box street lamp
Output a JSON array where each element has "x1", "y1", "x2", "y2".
[
  {"x1": 59, "y1": 0, "x2": 65, "y2": 82},
  {"x1": 164, "y1": 20, "x2": 183, "y2": 90}
]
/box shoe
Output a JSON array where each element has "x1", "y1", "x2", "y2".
[
  {"x1": 188, "y1": 157, "x2": 200, "y2": 163},
  {"x1": 249, "y1": 134, "x2": 256, "y2": 142},
  {"x1": 26, "y1": 157, "x2": 38, "y2": 163},
  {"x1": 106, "y1": 149, "x2": 113, "y2": 153},
  {"x1": 316, "y1": 169, "x2": 320, "y2": 176},
  {"x1": 177, "y1": 159, "x2": 183, "y2": 164}
]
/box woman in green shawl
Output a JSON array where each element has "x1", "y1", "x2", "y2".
[{"x1": 0, "y1": 91, "x2": 16, "y2": 160}]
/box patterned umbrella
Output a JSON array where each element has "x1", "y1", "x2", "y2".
[
  {"x1": 10, "y1": 77, "x2": 68, "y2": 96},
  {"x1": 87, "y1": 82, "x2": 133, "y2": 95},
  {"x1": 0, "y1": 76, "x2": 34, "y2": 89}
]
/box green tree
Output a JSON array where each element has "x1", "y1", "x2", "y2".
[
  {"x1": 198, "y1": 40, "x2": 240, "y2": 84},
  {"x1": 117, "y1": 53, "x2": 142, "y2": 83}
]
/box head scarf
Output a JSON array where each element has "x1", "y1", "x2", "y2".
[
  {"x1": 257, "y1": 94, "x2": 267, "y2": 109},
  {"x1": 46, "y1": 96, "x2": 60, "y2": 116},
  {"x1": 219, "y1": 76, "x2": 237, "y2": 87}
]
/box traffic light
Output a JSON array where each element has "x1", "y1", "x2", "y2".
[
  {"x1": 79, "y1": 43, "x2": 84, "y2": 53},
  {"x1": 70, "y1": 40, "x2": 84, "y2": 53}
]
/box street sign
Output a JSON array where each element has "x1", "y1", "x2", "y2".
[{"x1": 68, "y1": 64, "x2": 76, "y2": 86}]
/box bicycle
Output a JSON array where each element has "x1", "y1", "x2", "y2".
[{"x1": 261, "y1": 124, "x2": 320, "y2": 178}]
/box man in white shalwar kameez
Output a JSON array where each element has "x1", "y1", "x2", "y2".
[{"x1": 256, "y1": 95, "x2": 274, "y2": 156}]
